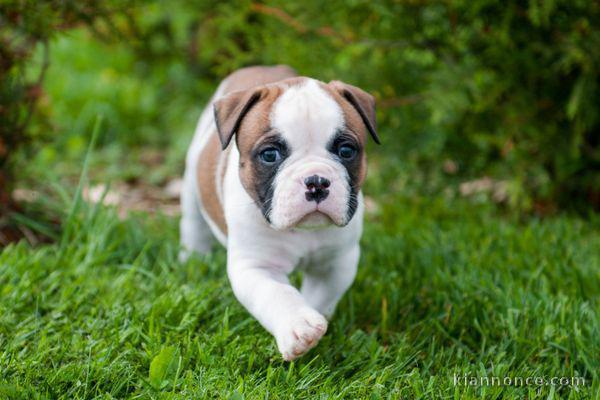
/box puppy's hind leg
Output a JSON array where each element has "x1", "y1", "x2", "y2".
[{"x1": 179, "y1": 170, "x2": 214, "y2": 261}]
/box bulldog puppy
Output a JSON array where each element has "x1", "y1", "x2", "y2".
[{"x1": 180, "y1": 65, "x2": 379, "y2": 361}]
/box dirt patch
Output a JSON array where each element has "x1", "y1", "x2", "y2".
[{"x1": 81, "y1": 178, "x2": 182, "y2": 218}]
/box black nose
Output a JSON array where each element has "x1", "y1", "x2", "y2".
[{"x1": 304, "y1": 175, "x2": 330, "y2": 203}]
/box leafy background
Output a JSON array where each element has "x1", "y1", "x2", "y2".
[{"x1": 3, "y1": 0, "x2": 599, "y2": 215}]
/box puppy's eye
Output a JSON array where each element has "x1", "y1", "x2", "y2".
[
  {"x1": 259, "y1": 147, "x2": 281, "y2": 164},
  {"x1": 338, "y1": 144, "x2": 357, "y2": 160}
]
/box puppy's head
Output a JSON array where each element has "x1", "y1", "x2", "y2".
[{"x1": 214, "y1": 78, "x2": 379, "y2": 230}]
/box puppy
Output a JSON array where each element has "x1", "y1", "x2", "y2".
[{"x1": 180, "y1": 65, "x2": 379, "y2": 361}]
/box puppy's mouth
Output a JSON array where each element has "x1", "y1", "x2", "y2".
[
  {"x1": 295, "y1": 211, "x2": 333, "y2": 229},
  {"x1": 266, "y1": 191, "x2": 351, "y2": 231}
]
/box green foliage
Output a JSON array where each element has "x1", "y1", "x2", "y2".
[
  {"x1": 149, "y1": 346, "x2": 179, "y2": 388},
  {"x1": 4, "y1": 0, "x2": 600, "y2": 212},
  {"x1": 0, "y1": 0, "x2": 133, "y2": 210},
  {"x1": 116, "y1": 0, "x2": 600, "y2": 211}
]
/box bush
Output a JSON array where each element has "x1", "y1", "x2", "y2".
[
  {"x1": 124, "y1": 0, "x2": 600, "y2": 212},
  {"x1": 5, "y1": 0, "x2": 600, "y2": 214},
  {"x1": 0, "y1": 0, "x2": 132, "y2": 213}
]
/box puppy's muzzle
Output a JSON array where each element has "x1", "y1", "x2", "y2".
[{"x1": 304, "y1": 174, "x2": 330, "y2": 204}]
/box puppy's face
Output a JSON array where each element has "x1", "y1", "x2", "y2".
[{"x1": 215, "y1": 78, "x2": 379, "y2": 230}]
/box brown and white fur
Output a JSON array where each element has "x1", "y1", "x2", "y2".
[{"x1": 180, "y1": 65, "x2": 379, "y2": 361}]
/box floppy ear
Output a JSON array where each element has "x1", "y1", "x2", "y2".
[
  {"x1": 213, "y1": 88, "x2": 264, "y2": 150},
  {"x1": 329, "y1": 80, "x2": 380, "y2": 144}
]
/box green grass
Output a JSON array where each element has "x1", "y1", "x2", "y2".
[
  {"x1": 1, "y1": 187, "x2": 598, "y2": 398},
  {"x1": 2, "y1": 28, "x2": 600, "y2": 400}
]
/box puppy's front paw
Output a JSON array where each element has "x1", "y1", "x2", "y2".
[{"x1": 275, "y1": 307, "x2": 328, "y2": 361}]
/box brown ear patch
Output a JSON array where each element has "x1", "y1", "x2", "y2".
[
  {"x1": 328, "y1": 80, "x2": 379, "y2": 144},
  {"x1": 234, "y1": 85, "x2": 285, "y2": 200},
  {"x1": 213, "y1": 65, "x2": 298, "y2": 150},
  {"x1": 213, "y1": 88, "x2": 265, "y2": 149},
  {"x1": 320, "y1": 81, "x2": 374, "y2": 201}
]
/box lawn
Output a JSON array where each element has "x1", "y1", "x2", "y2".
[
  {"x1": 1, "y1": 182, "x2": 598, "y2": 399},
  {"x1": 1, "y1": 30, "x2": 599, "y2": 399}
]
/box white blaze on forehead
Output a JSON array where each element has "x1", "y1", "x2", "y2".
[{"x1": 270, "y1": 79, "x2": 344, "y2": 150}]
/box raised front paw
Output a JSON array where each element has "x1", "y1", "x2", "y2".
[{"x1": 275, "y1": 307, "x2": 328, "y2": 361}]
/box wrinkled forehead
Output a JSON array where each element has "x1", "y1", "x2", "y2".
[{"x1": 269, "y1": 79, "x2": 345, "y2": 150}]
